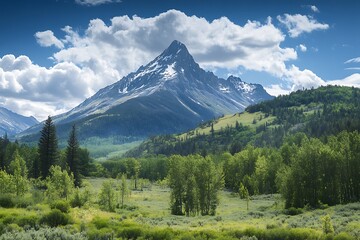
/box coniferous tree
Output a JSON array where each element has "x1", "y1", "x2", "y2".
[
  {"x1": 38, "y1": 116, "x2": 58, "y2": 179},
  {"x1": 66, "y1": 125, "x2": 81, "y2": 187}
]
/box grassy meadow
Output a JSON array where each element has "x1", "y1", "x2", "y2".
[{"x1": 2, "y1": 178, "x2": 358, "y2": 239}]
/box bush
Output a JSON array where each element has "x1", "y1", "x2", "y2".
[
  {"x1": 334, "y1": 232, "x2": 354, "y2": 240},
  {"x1": 144, "y1": 228, "x2": 175, "y2": 240},
  {"x1": 16, "y1": 215, "x2": 38, "y2": 229},
  {"x1": 0, "y1": 195, "x2": 15, "y2": 208},
  {"x1": 0, "y1": 227, "x2": 87, "y2": 240},
  {"x1": 284, "y1": 207, "x2": 303, "y2": 215},
  {"x1": 40, "y1": 209, "x2": 71, "y2": 227},
  {"x1": 91, "y1": 217, "x2": 110, "y2": 229},
  {"x1": 88, "y1": 227, "x2": 114, "y2": 240},
  {"x1": 50, "y1": 200, "x2": 70, "y2": 213},
  {"x1": 118, "y1": 226, "x2": 143, "y2": 239},
  {"x1": 71, "y1": 190, "x2": 83, "y2": 208},
  {"x1": 15, "y1": 197, "x2": 33, "y2": 208}
]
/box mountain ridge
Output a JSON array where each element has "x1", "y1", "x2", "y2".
[
  {"x1": 0, "y1": 106, "x2": 38, "y2": 136},
  {"x1": 19, "y1": 40, "x2": 273, "y2": 147}
]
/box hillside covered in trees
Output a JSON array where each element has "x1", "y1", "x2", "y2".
[{"x1": 125, "y1": 86, "x2": 360, "y2": 157}]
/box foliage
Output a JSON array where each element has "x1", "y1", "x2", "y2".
[
  {"x1": 46, "y1": 165, "x2": 75, "y2": 201},
  {"x1": 0, "y1": 171, "x2": 13, "y2": 195},
  {"x1": 279, "y1": 132, "x2": 360, "y2": 208},
  {"x1": 65, "y1": 125, "x2": 81, "y2": 187},
  {"x1": 322, "y1": 214, "x2": 335, "y2": 235},
  {"x1": 127, "y1": 86, "x2": 360, "y2": 157},
  {"x1": 98, "y1": 179, "x2": 116, "y2": 211},
  {"x1": 9, "y1": 150, "x2": 29, "y2": 196},
  {"x1": 167, "y1": 155, "x2": 223, "y2": 216},
  {"x1": 0, "y1": 195, "x2": 15, "y2": 208},
  {"x1": 38, "y1": 116, "x2": 59, "y2": 179},
  {"x1": 239, "y1": 183, "x2": 250, "y2": 210},
  {"x1": 0, "y1": 227, "x2": 87, "y2": 240},
  {"x1": 40, "y1": 209, "x2": 71, "y2": 227},
  {"x1": 125, "y1": 158, "x2": 140, "y2": 189},
  {"x1": 118, "y1": 173, "x2": 129, "y2": 208},
  {"x1": 50, "y1": 200, "x2": 71, "y2": 213}
]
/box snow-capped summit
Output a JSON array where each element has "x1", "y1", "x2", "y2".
[{"x1": 20, "y1": 40, "x2": 273, "y2": 141}]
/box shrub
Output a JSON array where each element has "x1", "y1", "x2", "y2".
[
  {"x1": 321, "y1": 214, "x2": 334, "y2": 235},
  {"x1": 144, "y1": 228, "x2": 175, "y2": 240},
  {"x1": 0, "y1": 195, "x2": 15, "y2": 208},
  {"x1": 0, "y1": 227, "x2": 87, "y2": 240},
  {"x1": 4, "y1": 223, "x2": 22, "y2": 233},
  {"x1": 0, "y1": 222, "x2": 5, "y2": 235},
  {"x1": 88, "y1": 227, "x2": 114, "y2": 240},
  {"x1": 16, "y1": 215, "x2": 38, "y2": 229},
  {"x1": 70, "y1": 189, "x2": 83, "y2": 208},
  {"x1": 50, "y1": 200, "x2": 70, "y2": 213},
  {"x1": 118, "y1": 226, "x2": 143, "y2": 239},
  {"x1": 334, "y1": 232, "x2": 354, "y2": 240},
  {"x1": 91, "y1": 217, "x2": 110, "y2": 229},
  {"x1": 40, "y1": 209, "x2": 71, "y2": 227},
  {"x1": 284, "y1": 207, "x2": 303, "y2": 215},
  {"x1": 15, "y1": 197, "x2": 33, "y2": 208}
]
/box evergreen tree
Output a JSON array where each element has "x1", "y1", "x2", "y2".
[
  {"x1": 38, "y1": 116, "x2": 58, "y2": 179},
  {"x1": 66, "y1": 125, "x2": 81, "y2": 187}
]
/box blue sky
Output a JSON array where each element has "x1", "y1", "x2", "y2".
[{"x1": 0, "y1": 0, "x2": 359, "y2": 120}]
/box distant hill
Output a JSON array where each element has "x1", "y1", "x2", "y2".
[
  {"x1": 0, "y1": 107, "x2": 38, "y2": 136},
  {"x1": 125, "y1": 86, "x2": 360, "y2": 157},
  {"x1": 18, "y1": 40, "x2": 272, "y2": 149}
]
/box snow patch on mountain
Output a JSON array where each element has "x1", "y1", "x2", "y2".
[{"x1": 162, "y1": 63, "x2": 177, "y2": 80}]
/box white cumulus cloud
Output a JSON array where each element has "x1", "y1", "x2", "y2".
[
  {"x1": 0, "y1": 54, "x2": 98, "y2": 120},
  {"x1": 299, "y1": 44, "x2": 307, "y2": 52},
  {"x1": 277, "y1": 14, "x2": 329, "y2": 38},
  {"x1": 310, "y1": 5, "x2": 319, "y2": 13},
  {"x1": 35, "y1": 30, "x2": 64, "y2": 49}
]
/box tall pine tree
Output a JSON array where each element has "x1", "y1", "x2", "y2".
[
  {"x1": 38, "y1": 116, "x2": 58, "y2": 179},
  {"x1": 65, "y1": 124, "x2": 81, "y2": 187}
]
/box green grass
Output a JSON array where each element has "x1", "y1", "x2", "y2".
[
  {"x1": 83, "y1": 178, "x2": 360, "y2": 237},
  {"x1": 178, "y1": 111, "x2": 276, "y2": 139},
  {"x1": 1, "y1": 179, "x2": 358, "y2": 239}
]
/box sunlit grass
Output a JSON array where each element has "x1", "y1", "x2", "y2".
[{"x1": 178, "y1": 111, "x2": 276, "y2": 139}]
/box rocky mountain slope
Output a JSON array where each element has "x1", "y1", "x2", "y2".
[{"x1": 20, "y1": 40, "x2": 273, "y2": 143}]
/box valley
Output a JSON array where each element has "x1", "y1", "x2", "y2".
[{"x1": 1, "y1": 85, "x2": 360, "y2": 239}]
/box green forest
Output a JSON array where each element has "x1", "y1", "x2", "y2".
[{"x1": 0, "y1": 86, "x2": 359, "y2": 239}]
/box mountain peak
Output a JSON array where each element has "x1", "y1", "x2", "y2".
[
  {"x1": 167, "y1": 40, "x2": 187, "y2": 52},
  {"x1": 157, "y1": 40, "x2": 193, "y2": 63}
]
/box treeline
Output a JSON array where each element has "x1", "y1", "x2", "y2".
[
  {"x1": 126, "y1": 86, "x2": 360, "y2": 157},
  {"x1": 223, "y1": 131, "x2": 360, "y2": 208},
  {"x1": 104, "y1": 130, "x2": 360, "y2": 209},
  {"x1": 0, "y1": 117, "x2": 94, "y2": 185}
]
